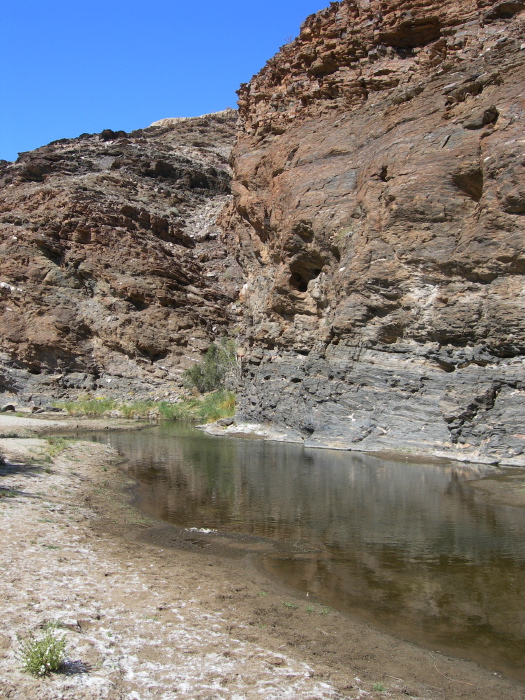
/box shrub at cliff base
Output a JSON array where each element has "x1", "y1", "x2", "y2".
[
  {"x1": 53, "y1": 339, "x2": 238, "y2": 422},
  {"x1": 158, "y1": 390, "x2": 236, "y2": 423},
  {"x1": 183, "y1": 338, "x2": 237, "y2": 393},
  {"x1": 54, "y1": 393, "x2": 236, "y2": 423}
]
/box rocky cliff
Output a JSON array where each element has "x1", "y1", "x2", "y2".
[
  {"x1": 222, "y1": 0, "x2": 525, "y2": 465},
  {"x1": 0, "y1": 110, "x2": 242, "y2": 404}
]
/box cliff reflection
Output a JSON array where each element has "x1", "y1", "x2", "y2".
[{"x1": 91, "y1": 423, "x2": 525, "y2": 680}]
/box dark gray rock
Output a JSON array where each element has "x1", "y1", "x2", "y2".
[{"x1": 237, "y1": 343, "x2": 525, "y2": 466}]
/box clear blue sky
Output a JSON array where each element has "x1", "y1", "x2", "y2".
[{"x1": 1, "y1": 1, "x2": 327, "y2": 162}]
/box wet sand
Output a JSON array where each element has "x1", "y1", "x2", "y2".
[{"x1": 0, "y1": 415, "x2": 524, "y2": 699}]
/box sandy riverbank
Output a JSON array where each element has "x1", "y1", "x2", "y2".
[
  {"x1": 0, "y1": 415, "x2": 524, "y2": 699},
  {"x1": 0, "y1": 412, "x2": 148, "y2": 436}
]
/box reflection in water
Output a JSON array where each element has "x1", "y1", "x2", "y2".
[{"x1": 90, "y1": 423, "x2": 525, "y2": 681}]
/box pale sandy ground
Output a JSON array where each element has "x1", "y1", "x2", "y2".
[{"x1": 0, "y1": 415, "x2": 524, "y2": 700}]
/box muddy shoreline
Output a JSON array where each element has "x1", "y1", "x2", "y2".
[{"x1": 0, "y1": 415, "x2": 524, "y2": 699}]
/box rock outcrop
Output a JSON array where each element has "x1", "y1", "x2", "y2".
[
  {"x1": 222, "y1": 0, "x2": 525, "y2": 464},
  {"x1": 0, "y1": 110, "x2": 242, "y2": 403}
]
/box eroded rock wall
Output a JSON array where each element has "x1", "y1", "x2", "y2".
[
  {"x1": 222, "y1": 0, "x2": 525, "y2": 464},
  {"x1": 0, "y1": 110, "x2": 242, "y2": 403}
]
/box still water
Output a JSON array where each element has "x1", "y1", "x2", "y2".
[{"x1": 89, "y1": 423, "x2": 525, "y2": 681}]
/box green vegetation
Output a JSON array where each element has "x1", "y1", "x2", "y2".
[
  {"x1": 45, "y1": 436, "x2": 76, "y2": 458},
  {"x1": 54, "y1": 397, "x2": 155, "y2": 418},
  {"x1": 53, "y1": 389, "x2": 236, "y2": 424},
  {"x1": 18, "y1": 624, "x2": 67, "y2": 676},
  {"x1": 305, "y1": 604, "x2": 331, "y2": 614},
  {"x1": 282, "y1": 601, "x2": 299, "y2": 609},
  {"x1": 54, "y1": 390, "x2": 236, "y2": 424},
  {"x1": 183, "y1": 338, "x2": 237, "y2": 393},
  {"x1": 120, "y1": 400, "x2": 157, "y2": 419},
  {"x1": 54, "y1": 397, "x2": 117, "y2": 417},
  {"x1": 0, "y1": 488, "x2": 17, "y2": 498},
  {"x1": 372, "y1": 683, "x2": 386, "y2": 692},
  {"x1": 158, "y1": 391, "x2": 236, "y2": 423},
  {"x1": 53, "y1": 339, "x2": 239, "y2": 424}
]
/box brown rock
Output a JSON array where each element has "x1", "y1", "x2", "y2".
[
  {"x1": 0, "y1": 110, "x2": 243, "y2": 403},
  {"x1": 221, "y1": 0, "x2": 525, "y2": 464}
]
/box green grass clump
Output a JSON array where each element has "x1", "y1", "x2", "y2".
[
  {"x1": 45, "y1": 436, "x2": 76, "y2": 458},
  {"x1": 159, "y1": 391, "x2": 236, "y2": 423},
  {"x1": 18, "y1": 626, "x2": 67, "y2": 676},
  {"x1": 53, "y1": 390, "x2": 236, "y2": 424},
  {"x1": 120, "y1": 400, "x2": 157, "y2": 419},
  {"x1": 0, "y1": 488, "x2": 17, "y2": 498},
  {"x1": 55, "y1": 397, "x2": 117, "y2": 417}
]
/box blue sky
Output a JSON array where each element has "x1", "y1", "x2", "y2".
[{"x1": 1, "y1": 1, "x2": 327, "y2": 162}]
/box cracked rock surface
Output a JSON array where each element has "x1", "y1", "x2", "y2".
[
  {"x1": 221, "y1": 0, "x2": 525, "y2": 464},
  {"x1": 0, "y1": 110, "x2": 242, "y2": 403}
]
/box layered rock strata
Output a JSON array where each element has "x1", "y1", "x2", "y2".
[
  {"x1": 0, "y1": 110, "x2": 242, "y2": 403},
  {"x1": 222, "y1": 0, "x2": 525, "y2": 464}
]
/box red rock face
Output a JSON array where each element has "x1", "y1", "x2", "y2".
[
  {"x1": 222, "y1": 0, "x2": 525, "y2": 464},
  {"x1": 0, "y1": 111, "x2": 242, "y2": 403}
]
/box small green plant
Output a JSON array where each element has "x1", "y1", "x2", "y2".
[
  {"x1": 372, "y1": 682, "x2": 386, "y2": 692},
  {"x1": 18, "y1": 626, "x2": 67, "y2": 676},
  {"x1": 45, "y1": 436, "x2": 76, "y2": 458},
  {"x1": 305, "y1": 604, "x2": 332, "y2": 614},
  {"x1": 41, "y1": 620, "x2": 67, "y2": 632},
  {"x1": 282, "y1": 601, "x2": 298, "y2": 609},
  {"x1": 0, "y1": 488, "x2": 17, "y2": 498}
]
